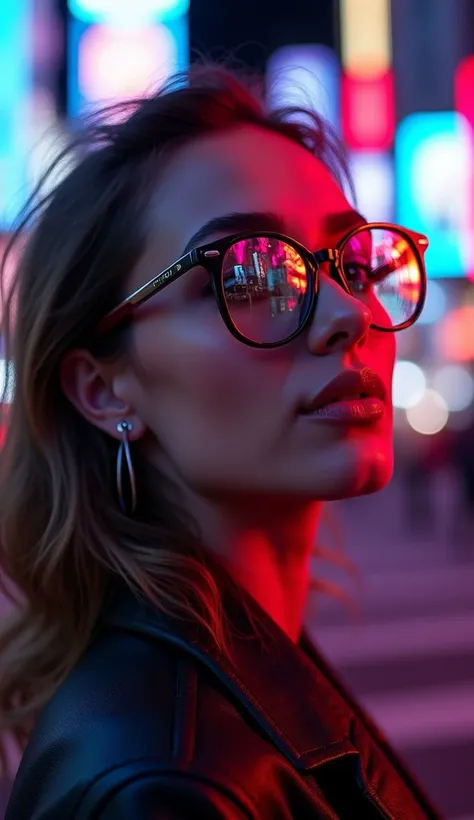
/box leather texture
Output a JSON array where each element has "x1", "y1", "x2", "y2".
[{"x1": 5, "y1": 576, "x2": 444, "y2": 819}]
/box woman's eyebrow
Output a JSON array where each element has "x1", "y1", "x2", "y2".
[
  {"x1": 181, "y1": 211, "x2": 286, "y2": 253},
  {"x1": 181, "y1": 209, "x2": 367, "y2": 255}
]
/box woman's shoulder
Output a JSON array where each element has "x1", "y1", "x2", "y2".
[
  {"x1": 5, "y1": 588, "x2": 443, "y2": 819},
  {"x1": 5, "y1": 625, "x2": 262, "y2": 819}
]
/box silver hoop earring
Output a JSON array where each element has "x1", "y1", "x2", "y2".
[{"x1": 116, "y1": 421, "x2": 137, "y2": 515}]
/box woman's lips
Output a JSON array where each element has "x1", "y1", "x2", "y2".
[
  {"x1": 298, "y1": 367, "x2": 387, "y2": 425},
  {"x1": 299, "y1": 396, "x2": 385, "y2": 424}
]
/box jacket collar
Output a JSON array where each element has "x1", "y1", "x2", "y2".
[{"x1": 102, "y1": 576, "x2": 358, "y2": 773}]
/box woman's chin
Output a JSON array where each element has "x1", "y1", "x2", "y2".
[
  {"x1": 321, "y1": 443, "x2": 394, "y2": 501},
  {"x1": 290, "y1": 438, "x2": 395, "y2": 502}
]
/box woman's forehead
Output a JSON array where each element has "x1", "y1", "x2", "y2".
[
  {"x1": 130, "y1": 124, "x2": 355, "y2": 293},
  {"x1": 148, "y1": 125, "x2": 350, "y2": 245}
]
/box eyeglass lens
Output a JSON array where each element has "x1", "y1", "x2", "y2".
[{"x1": 221, "y1": 228, "x2": 423, "y2": 344}]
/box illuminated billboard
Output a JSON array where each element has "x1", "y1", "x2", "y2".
[
  {"x1": 68, "y1": 0, "x2": 189, "y2": 24},
  {"x1": 67, "y1": 0, "x2": 189, "y2": 117},
  {"x1": 395, "y1": 111, "x2": 474, "y2": 278},
  {"x1": 0, "y1": 1, "x2": 32, "y2": 228}
]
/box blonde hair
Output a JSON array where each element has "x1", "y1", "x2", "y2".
[{"x1": 0, "y1": 64, "x2": 352, "y2": 769}]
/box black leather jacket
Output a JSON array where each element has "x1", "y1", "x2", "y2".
[{"x1": 6, "y1": 578, "x2": 443, "y2": 819}]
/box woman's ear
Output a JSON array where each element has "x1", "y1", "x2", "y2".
[{"x1": 60, "y1": 349, "x2": 146, "y2": 440}]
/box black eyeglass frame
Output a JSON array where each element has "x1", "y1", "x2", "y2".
[{"x1": 95, "y1": 222, "x2": 429, "y2": 349}]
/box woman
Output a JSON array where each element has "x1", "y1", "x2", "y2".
[{"x1": 0, "y1": 66, "x2": 439, "y2": 818}]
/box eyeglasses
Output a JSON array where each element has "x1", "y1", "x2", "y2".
[{"x1": 95, "y1": 222, "x2": 429, "y2": 348}]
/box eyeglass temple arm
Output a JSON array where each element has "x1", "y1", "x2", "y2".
[{"x1": 95, "y1": 249, "x2": 197, "y2": 335}]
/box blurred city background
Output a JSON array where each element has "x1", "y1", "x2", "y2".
[{"x1": 1, "y1": 0, "x2": 474, "y2": 817}]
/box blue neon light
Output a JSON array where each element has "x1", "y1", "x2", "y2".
[
  {"x1": 395, "y1": 111, "x2": 472, "y2": 278},
  {"x1": 68, "y1": 0, "x2": 189, "y2": 25},
  {"x1": 0, "y1": 0, "x2": 32, "y2": 228},
  {"x1": 68, "y1": 16, "x2": 189, "y2": 118}
]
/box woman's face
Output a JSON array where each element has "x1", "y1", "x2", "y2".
[{"x1": 112, "y1": 125, "x2": 396, "y2": 503}]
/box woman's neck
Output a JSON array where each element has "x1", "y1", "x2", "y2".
[{"x1": 192, "y1": 498, "x2": 323, "y2": 642}]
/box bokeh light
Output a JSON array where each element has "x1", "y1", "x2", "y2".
[
  {"x1": 455, "y1": 54, "x2": 474, "y2": 129},
  {"x1": 439, "y1": 305, "x2": 474, "y2": 361},
  {"x1": 69, "y1": 0, "x2": 189, "y2": 25},
  {"x1": 349, "y1": 151, "x2": 394, "y2": 221},
  {"x1": 395, "y1": 111, "x2": 472, "y2": 278},
  {"x1": 0, "y1": 1, "x2": 32, "y2": 227},
  {"x1": 417, "y1": 280, "x2": 447, "y2": 325},
  {"x1": 342, "y1": 70, "x2": 395, "y2": 150},
  {"x1": 78, "y1": 24, "x2": 177, "y2": 103},
  {"x1": 406, "y1": 389, "x2": 449, "y2": 435},
  {"x1": 432, "y1": 364, "x2": 474, "y2": 411},
  {"x1": 392, "y1": 360, "x2": 426, "y2": 409},
  {"x1": 339, "y1": 0, "x2": 391, "y2": 79}
]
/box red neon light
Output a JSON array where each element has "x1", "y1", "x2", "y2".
[
  {"x1": 454, "y1": 57, "x2": 474, "y2": 278},
  {"x1": 342, "y1": 70, "x2": 395, "y2": 150},
  {"x1": 455, "y1": 55, "x2": 474, "y2": 127}
]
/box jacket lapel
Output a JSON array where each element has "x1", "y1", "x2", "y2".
[
  {"x1": 102, "y1": 580, "x2": 358, "y2": 773},
  {"x1": 102, "y1": 580, "x2": 442, "y2": 818}
]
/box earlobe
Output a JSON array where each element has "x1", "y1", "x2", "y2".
[{"x1": 59, "y1": 349, "x2": 145, "y2": 441}]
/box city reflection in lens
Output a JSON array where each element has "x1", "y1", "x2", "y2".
[
  {"x1": 222, "y1": 237, "x2": 309, "y2": 344},
  {"x1": 341, "y1": 227, "x2": 423, "y2": 328}
]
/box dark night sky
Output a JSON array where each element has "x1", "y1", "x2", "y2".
[{"x1": 189, "y1": 0, "x2": 338, "y2": 71}]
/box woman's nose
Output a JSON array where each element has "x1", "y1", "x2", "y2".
[{"x1": 305, "y1": 270, "x2": 372, "y2": 355}]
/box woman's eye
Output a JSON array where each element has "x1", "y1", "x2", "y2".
[{"x1": 343, "y1": 261, "x2": 373, "y2": 290}]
